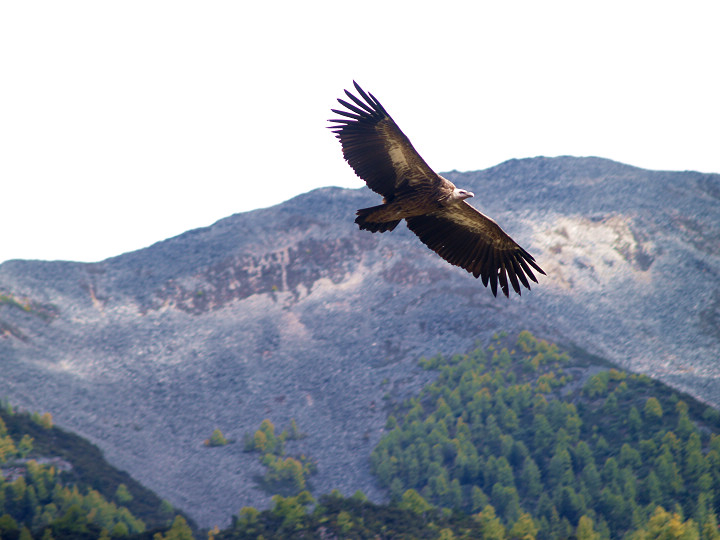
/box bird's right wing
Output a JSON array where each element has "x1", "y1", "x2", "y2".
[
  {"x1": 328, "y1": 82, "x2": 442, "y2": 201},
  {"x1": 406, "y1": 202, "x2": 545, "y2": 297}
]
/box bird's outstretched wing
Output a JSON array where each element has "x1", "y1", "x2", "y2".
[
  {"x1": 406, "y1": 202, "x2": 546, "y2": 297},
  {"x1": 328, "y1": 81, "x2": 441, "y2": 201}
]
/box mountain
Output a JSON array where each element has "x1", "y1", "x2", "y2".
[
  {"x1": 0, "y1": 403, "x2": 190, "y2": 536},
  {"x1": 0, "y1": 156, "x2": 719, "y2": 527}
]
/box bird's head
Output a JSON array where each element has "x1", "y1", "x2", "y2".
[{"x1": 452, "y1": 188, "x2": 475, "y2": 201}]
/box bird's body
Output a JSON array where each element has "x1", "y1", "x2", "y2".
[
  {"x1": 354, "y1": 183, "x2": 472, "y2": 232},
  {"x1": 329, "y1": 82, "x2": 545, "y2": 297}
]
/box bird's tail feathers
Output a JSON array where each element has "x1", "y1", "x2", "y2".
[{"x1": 355, "y1": 205, "x2": 401, "y2": 233}]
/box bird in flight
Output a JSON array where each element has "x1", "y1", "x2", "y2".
[{"x1": 328, "y1": 82, "x2": 545, "y2": 297}]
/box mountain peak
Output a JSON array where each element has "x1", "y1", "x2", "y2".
[{"x1": 1, "y1": 156, "x2": 718, "y2": 526}]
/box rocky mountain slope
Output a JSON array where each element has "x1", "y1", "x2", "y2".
[{"x1": 1, "y1": 156, "x2": 718, "y2": 527}]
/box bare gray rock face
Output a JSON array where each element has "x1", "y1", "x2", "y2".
[{"x1": 1, "y1": 156, "x2": 718, "y2": 527}]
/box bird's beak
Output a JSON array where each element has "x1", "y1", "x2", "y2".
[{"x1": 467, "y1": 191, "x2": 475, "y2": 198}]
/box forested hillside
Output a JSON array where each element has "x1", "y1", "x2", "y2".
[
  {"x1": 0, "y1": 404, "x2": 194, "y2": 539},
  {"x1": 2, "y1": 158, "x2": 719, "y2": 526},
  {"x1": 220, "y1": 332, "x2": 720, "y2": 539},
  {"x1": 3, "y1": 332, "x2": 720, "y2": 538}
]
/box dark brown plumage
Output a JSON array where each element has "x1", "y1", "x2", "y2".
[{"x1": 328, "y1": 81, "x2": 545, "y2": 297}]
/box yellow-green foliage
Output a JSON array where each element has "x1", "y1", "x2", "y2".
[
  {"x1": 244, "y1": 419, "x2": 316, "y2": 495},
  {"x1": 152, "y1": 515, "x2": 194, "y2": 540},
  {"x1": 0, "y1": 292, "x2": 58, "y2": 321},
  {"x1": 368, "y1": 331, "x2": 720, "y2": 539},
  {"x1": 206, "y1": 429, "x2": 228, "y2": 447},
  {"x1": 0, "y1": 468, "x2": 145, "y2": 535},
  {"x1": 0, "y1": 415, "x2": 14, "y2": 458},
  {"x1": 0, "y1": 407, "x2": 164, "y2": 538},
  {"x1": 261, "y1": 455, "x2": 308, "y2": 491},
  {"x1": 0, "y1": 292, "x2": 30, "y2": 311},
  {"x1": 270, "y1": 491, "x2": 314, "y2": 531}
]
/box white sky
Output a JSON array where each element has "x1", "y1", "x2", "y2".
[{"x1": 1, "y1": 1, "x2": 719, "y2": 264}]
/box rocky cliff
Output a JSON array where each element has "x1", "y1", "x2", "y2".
[{"x1": 1, "y1": 156, "x2": 718, "y2": 526}]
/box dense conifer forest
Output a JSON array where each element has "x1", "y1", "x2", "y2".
[
  {"x1": 220, "y1": 332, "x2": 720, "y2": 539},
  {"x1": 0, "y1": 403, "x2": 193, "y2": 539},
  {"x1": 4, "y1": 331, "x2": 720, "y2": 538}
]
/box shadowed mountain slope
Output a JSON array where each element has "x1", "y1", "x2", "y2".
[{"x1": 1, "y1": 156, "x2": 718, "y2": 527}]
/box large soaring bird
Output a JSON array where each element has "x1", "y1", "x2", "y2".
[{"x1": 329, "y1": 82, "x2": 545, "y2": 297}]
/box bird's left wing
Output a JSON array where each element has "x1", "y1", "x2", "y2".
[
  {"x1": 328, "y1": 82, "x2": 442, "y2": 201},
  {"x1": 406, "y1": 202, "x2": 545, "y2": 297}
]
